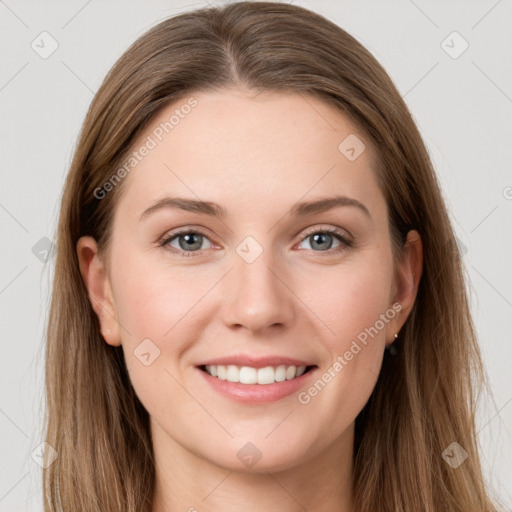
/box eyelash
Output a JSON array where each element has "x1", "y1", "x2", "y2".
[{"x1": 158, "y1": 226, "x2": 353, "y2": 258}]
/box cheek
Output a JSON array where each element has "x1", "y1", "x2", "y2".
[
  {"x1": 296, "y1": 252, "x2": 394, "y2": 409},
  {"x1": 109, "y1": 254, "x2": 223, "y2": 406},
  {"x1": 298, "y1": 254, "x2": 394, "y2": 348},
  {"x1": 110, "y1": 256, "x2": 212, "y2": 417},
  {"x1": 111, "y1": 254, "x2": 215, "y2": 343},
  {"x1": 303, "y1": 255, "x2": 394, "y2": 416}
]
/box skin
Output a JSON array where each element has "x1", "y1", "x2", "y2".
[{"x1": 77, "y1": 88, "x2": 423, "y2": 512}]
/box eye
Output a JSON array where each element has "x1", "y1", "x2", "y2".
[
  {"x1": 296, "y1": 228, "x2": 352, "y2": 253},
  {"x1": 160, "y1": 229, "x2": 214, "y2": 256},
  {"x1": 159, "y1": 226, "x2": 352, "y2": 257}
]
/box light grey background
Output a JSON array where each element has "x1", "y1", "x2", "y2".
[{"x1": 1, "y1": 0, "x2": 511, "y2": 510}]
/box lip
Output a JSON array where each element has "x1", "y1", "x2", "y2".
[
  {"x1": 196, "y1": 354, "x2": 314, "y2": 369},
  {"x1": 195, "y1": 365, "x2": 319, "y2": 404}
]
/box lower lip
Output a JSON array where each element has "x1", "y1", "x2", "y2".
[{"x1": 195, "y1": 366, "x2": 318, "y2": 404}]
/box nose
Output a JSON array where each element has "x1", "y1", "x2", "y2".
[{"x1": 221, "y1": 248, "x2": 295, "y2": 335}]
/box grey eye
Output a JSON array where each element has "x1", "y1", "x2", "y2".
[
  {"x1": 298, "y1": 232, "x2": 342, "y2": 251},
  {"x1": 168, "y1": 232, "x2": 212, "y2": 252}
]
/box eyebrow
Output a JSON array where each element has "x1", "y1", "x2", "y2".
[{"x1": 139, "y1": 194, "x2": 371, "y2": 221}]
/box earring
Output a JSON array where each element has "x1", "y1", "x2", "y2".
[{"x1": 386, "y1": 333, "x2": 399, "y2": 356}]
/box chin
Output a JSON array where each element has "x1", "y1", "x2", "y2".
[{"x1": 202, "y1": 436, "x2": 315, "y2": 474}]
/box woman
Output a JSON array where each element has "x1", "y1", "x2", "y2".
[{"x1": 43, "y1": 2, "x2": 501, "y2": 511}]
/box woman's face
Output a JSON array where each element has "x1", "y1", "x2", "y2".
[{"x1": 78, "y1": 88, "x2": 420, "y2": 473}]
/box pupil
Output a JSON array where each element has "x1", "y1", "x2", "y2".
[
  {"x1": 180, "y1": 233, "x2": 202, "y2": 250},
  {"x1": 311, "y1": 233, "x2": 332, "y2": 251}
]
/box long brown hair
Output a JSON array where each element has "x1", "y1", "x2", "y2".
[{"x1": 43, "y1": 2, "x2": 501, "y2": 510}]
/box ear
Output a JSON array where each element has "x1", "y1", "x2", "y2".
[
  {"x1": 76, "y1": 236, "x2": 122, "y2": 346},
  {"x1": 386, "y1": 229, "x2": 423, "y2": 345}
]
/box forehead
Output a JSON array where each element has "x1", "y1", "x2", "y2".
[{"x1": 114, "y1": 88, "x2": 384, "y2": 221}]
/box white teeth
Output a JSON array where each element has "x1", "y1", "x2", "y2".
[
  {"x1": 275, "y1": 365, "x2": 287, "y2": 382},
  {"x1": 257, "y1": 366, "x2": 274, "y2": 385},
  {"x1": 240, "y1": 366, "x2": 258, "y2": 384},
  {"x1": 204, "y1": 364, "x2": 308, "y2": 385},
  {"x1": 286, "y1": 365, "x2": 296, "y2": 380},
  {"x1": 226, "y1": 365, "x2": 239, "y2": 382},
  {"x1": 216, "y1": 365, "x2": 227, "y2": 380}
]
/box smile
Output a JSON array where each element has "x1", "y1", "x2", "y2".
[{"x1": 201, "y1": 364, "x2": 314, "y2": 385}]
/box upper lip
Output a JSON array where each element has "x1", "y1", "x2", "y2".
[{"x1": 196, "y1": 354, "x2": 315, "y2": 369}]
